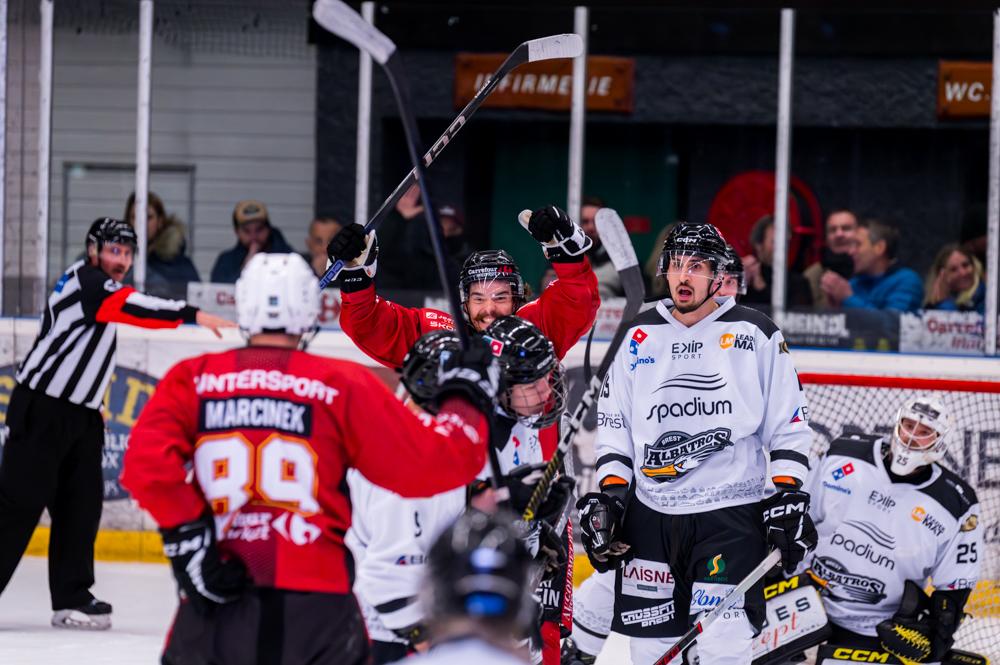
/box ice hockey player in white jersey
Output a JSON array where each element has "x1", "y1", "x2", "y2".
[
  {"x1": 348, "y1": 316, "x2": 574, "y2": 664},
  {"x1": 576, "y1": 222, "x2": 817, "y2": 665},
  {"x1": 803, "y1": 396, "x2": 982, "y2": 663},
  {"x1": 561, "y1": 241, "x2": 751, "y2": 665},
  {"x1": 398, "y1": 509, "x2": 534, "y2": 665}
]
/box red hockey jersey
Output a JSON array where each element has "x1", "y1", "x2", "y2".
[
  {"x1": 339, "y1": 258, "x2": 600, "y2": 369},
  {"x1": 121, "y1": 346, "x2": 488, "y2": 594}
]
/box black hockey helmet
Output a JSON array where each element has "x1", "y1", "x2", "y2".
[
  {"x1": 86, "y1": 217, "x2": 138, "y2": 253},
  {"x1": 722, "y1": 244, "x2": 747, "y2": 295},
  {"x1": 484, "y1": 316, "x2": 566, "y2": 429},
  {"x1": 459, "y1": 250, "x2": 526, "y2": 310},
  {"x1": 423, "y1": 509, "x2": 534, "y2": 630},
  {"x1": 657, "y1": 222, "x2": 730, "y2": 276},
  {"x1": 400, "y1": 330, "x2": 462, "y2": 414}
]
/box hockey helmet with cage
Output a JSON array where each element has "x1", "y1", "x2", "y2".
[
  {"x1": 235, "y1": 253, "x2": 320, "y2": 341},
  {"x1": 459, "y1": 250, "x2": 526, "y2": 312},
  {"x1": 657, "y1": 222, "x2": 731, "y2": 277},
  {"x1": 484, "y1": 316, "x2": 566, "y2": 429},
  {"x1": 889, "y1": 395, "x2": 952, "y2": 475},
  {"x1": 422, "y1": 509, "x2": 534, "y2": 631},
  {"x1": 721, "y1": 244, "x2": 747, "y2": 296},
  {"x1": 400, "y1": 329, "x2": 463, "y2": 414},
  {"x1": 86, "y1": 218, "x2": 138, "y2": 254}
]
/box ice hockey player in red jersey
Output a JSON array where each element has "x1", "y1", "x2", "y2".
[
  {"x1": 327, "y1": 205, "x2": 600, "y2": 382},
  {"x1": 120, "y1": 253, "x2": 500, "y2": 665}
]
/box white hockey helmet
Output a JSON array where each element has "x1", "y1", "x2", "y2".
[
  {"x1": 889, "y1": 395, "x2": 952, "y2": 475},
  {"x1": 236, "y1": 253, "x2": 320, "y2": 339}
]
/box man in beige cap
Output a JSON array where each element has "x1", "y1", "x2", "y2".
[{"x1": 210, "y1": 199, "x2": 294, "y2": 283}]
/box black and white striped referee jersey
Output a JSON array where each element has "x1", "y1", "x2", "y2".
[{"x1": 16, "y1": 259, "x2": 199, "y2": 410}]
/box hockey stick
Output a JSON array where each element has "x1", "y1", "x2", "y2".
[
  {"x1": 317, "y1": 31, "x2": 583, "y2": 289},
  {"x1": 313, "y1": 0, "x2": 468, "y2": 346},
  {"x1": 313, "y1": 0, "x2": 512, "y2": 489},
  {"x1": 521, "y1": 208, "x2": 645, "y2": 521},
  {"x1": 653, "y1": 550, "x2": 782, "y2": 665}
]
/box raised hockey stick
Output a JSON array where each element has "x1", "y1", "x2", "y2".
[
  {"x1": 521, "y1": 208, "x2": 645, "y2": 521},
  {"x1": 313, "y1": 0, "x2": 511, "y2": 489},
  {"x1": 313, "y1": 0, "x2": 468, "y2": 346},
  {"x1": 317, "y1": 31, "x2": 583, "y2": 289},
  {"x1": 653, "y1": 550, "x2": 782, "y2": 665}
]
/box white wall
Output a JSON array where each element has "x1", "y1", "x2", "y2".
[{"x1": 46, "y1": 20, "x2": 317, "y2": 281}]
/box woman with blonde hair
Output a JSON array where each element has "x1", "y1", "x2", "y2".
[{"x1": 924, "y1": 243, "x2": 985, "y2": 313}]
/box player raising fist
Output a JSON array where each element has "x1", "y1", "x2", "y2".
[{"x1": 121, "y1": 253, "x2": 499, "y2": 665}]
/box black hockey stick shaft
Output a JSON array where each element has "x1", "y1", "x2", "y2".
[
  {"x1": 521, "y1": 209, "x2": 644, "y2": 521},
  {"x1": 319, "y1": 31, "x2": 582, "y2": 289},
  {"x1": 653, "y1": 550, "x2": 782, "y2": 665}
]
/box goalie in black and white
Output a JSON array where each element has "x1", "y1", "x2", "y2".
[{"x1": 800, "y1": 396, "x2": 984, "y2": 665}]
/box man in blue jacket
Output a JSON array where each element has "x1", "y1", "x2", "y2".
[
  {"x1": 820, "y1": 218, "x2": 923, "y2": 311},
  {"x1": 210, "y1": 199, "x2": 294, "y2": 283}
]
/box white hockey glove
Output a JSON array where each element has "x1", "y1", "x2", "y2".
[
  {"x1": 326, "y1": 223, "x2": 378, "y2": 292},
  {"x1": 519, "y1": 205, "x2": 592, "y2": 262}
]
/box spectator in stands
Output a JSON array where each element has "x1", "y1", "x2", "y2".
[
  {"x1": 377, "y1": 185, "x2": 471, "y2": 291},
  {"x1": 741, "y1": 215, "x2": 813, "y2": 307},
  {"x1": 210, "y1": 200, "x2": 294, "y2": 283},
  {"x1": 124, "y1": 192, "x2": 201, "y2": 300},
  {"x1": 803, "y1": 208, "x2": 858, "y2": 308},
  {"x1": 820, "y1": 218, "x2": 923, "y2": 311},
  {"x1": 579, "y1": 195, "x2": 624, "y2": 298},
  {"x1": 924, "y1": 243, "x2": 986, "y2": 313},
  {"x1": 304, "y1": 217, "x2": 343, "y2": 278}
]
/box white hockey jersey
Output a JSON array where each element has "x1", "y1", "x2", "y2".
[
  {"x1": 803, "y1": 433, "x2": 981, "y2": 636},
  {"x1": 595, "y1": 298, "x2": 812, "y2": 513},
  {"x1": 347, "y1": 414, "x2": 546, "y2": 635}
]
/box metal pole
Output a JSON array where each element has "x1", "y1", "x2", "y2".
[
  {"x1": 0, "y1": 0, "x2": 7, "y2": 313},
  {"x1": 36, "y1": 0, "x2": 52, "y2": 306},
  {"x1": 985, "y1": 9, "x2": 1000, "y2": 356},
  {"x1": 771, "y1": 8, "x2": 795, "y2": 316},
  {"x1": 567, "y1": 6, "x2": 588, "y2": 222},
  {"x1": 134, "y1": 0, "x2": 153, "y2": 291},
  {"x1": 354, "y1": 1, "x2": 374, "y2": 226}
]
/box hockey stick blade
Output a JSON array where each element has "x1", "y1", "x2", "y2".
[
  {"x1": 520, "y1": 209, "x2": 645, "y2": 521},
  {"x1": 527, "y1": 34, "x2": 583, "y2": 62},
  {"x1": 318, "y1": 32, "x2": 580, "y2": 289},
  {"x1": 653, "y1": 550, "x2": 782, "y2": 665},
  {"x1": 312, "y1": 0, "x2": 395, "y2": 65}
]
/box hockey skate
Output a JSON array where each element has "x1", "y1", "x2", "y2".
[{"x1": 51, "y1": 598, "x2": 112, "y2": 630}]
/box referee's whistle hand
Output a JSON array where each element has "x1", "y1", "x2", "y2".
[{"x1": 196, "y1": 311, "x2": 237, "y2": 339}]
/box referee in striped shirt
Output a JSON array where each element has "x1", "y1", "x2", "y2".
[{"x1": 0, "y1": 217, "x2": 234, "y2": 630}]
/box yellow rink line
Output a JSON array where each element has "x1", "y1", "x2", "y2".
[{"x1": 25, "y1": 528, "x2": 1000, "y2": 619}]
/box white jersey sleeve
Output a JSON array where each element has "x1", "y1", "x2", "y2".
[
  {"x1": 756, "y1": 331, "x2": 811, "y2": 485},
  {"x1": 930, "y1": 481, "x2": 982, "y2": 594},
  {"x1": 594, "y1": 333, "x2": 635, "y2": 487}
]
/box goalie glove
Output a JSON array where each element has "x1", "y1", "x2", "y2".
[
  {"x1": 160, "y1": 512, "x2": 248, "y2": 614},
  {"x1": 761, "y1": 487, "x2": 818, "y2": 574},
  {"x1": 576, "y1": 485, "x2": 630, "y2": 573},
  {"x1": 326, "y1": 223, "x2": 378, "y2": 292},
  {"x1": 519, "y1": 205, "x2": 592, "y2": 262},
  {"x1": 877, "y1": 579, "x2": 934, "y2": 662}
]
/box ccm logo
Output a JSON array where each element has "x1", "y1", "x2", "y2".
[
  {"x1": 831, "y1": 648, "x2": 891, "y2": 663},
  {"x1": 163, "y1": 534, "x2": 204, "y2": 558},
  {"x1": 764, "y1": 503, "x2": 806, "y2": 519}
]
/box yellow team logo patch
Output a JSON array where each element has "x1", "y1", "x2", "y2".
[
  {"x1": 911, "y1": 506, "x2": 927, "y2": 522},
  {"x1": 961, "y1": 514, "x2": 978, "y2": 532},
  {"x1": 719, "y1": 333, "x2": 735, "y2": 349}
]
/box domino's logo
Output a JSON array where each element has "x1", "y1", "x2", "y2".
[
  {"x1": 629, "y1": 328, "x2": 648, "y2": 356},
  {"x1": 831, "y1": 462, "x2": 854, "y2": 481}
]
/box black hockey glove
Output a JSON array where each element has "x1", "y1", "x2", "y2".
[
  {"x1": 160, "y1": 512, "x2": 248, "y2": 614},
  {"x1": 576, "y1": 486, "x2": 631, "y2": 573},
  {"x1": 507, "y1": 464, "x2": 575, "y2": 575},
  {"x1": 761, "y1": 489, "x2": 818, "y2": 575},
  {"x1": 523, "y1": 205, "x2": 591, "y2": 262},
  {"x1": 434, "y1": 337, "x2": 500, "y2": 416},
  {"x1": 326, "y1": 223, "x2": 378, "y2": 292}
]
